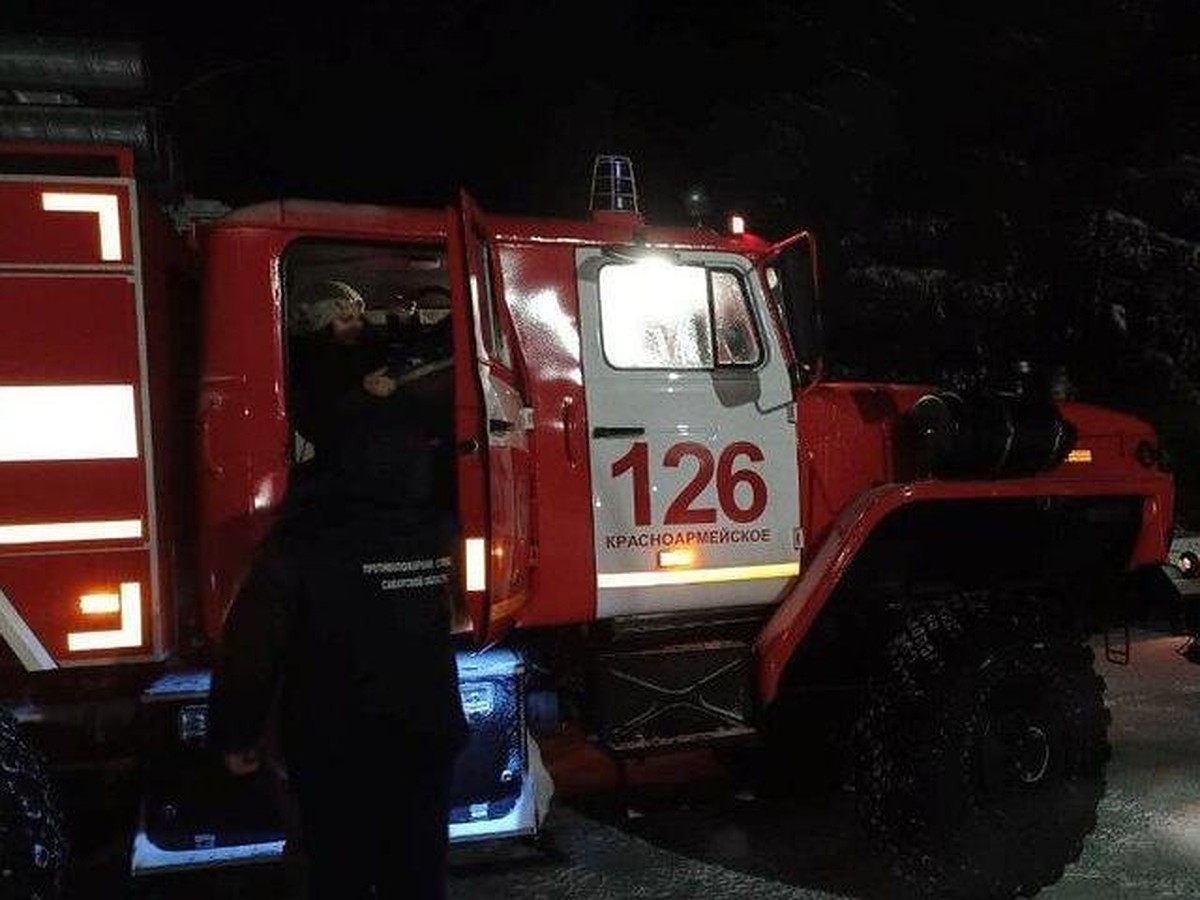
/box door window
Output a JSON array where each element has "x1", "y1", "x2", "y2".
[
  {"x1": 597, "y1": 261, "x2": 761, "y2": 370},
  {"x1": 473, "y1": 238, "x2": 512, "y2": 368}
]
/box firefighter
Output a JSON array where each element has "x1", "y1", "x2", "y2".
[
  {"x1": 286, "y1": 279, "x2": 406, "y2": 457},
  {"x1": 207, "y1": 416, "x2": 468, "y2": 899}
]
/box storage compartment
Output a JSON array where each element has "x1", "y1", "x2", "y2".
[
  {"x1": 449, "y1": 647, "x2": 541, "y2": 842},
  {"x1": 131, "y1": 651, "x2": 541, "y2": 874},
  {"x1": 132, "y1": 671, "x2": 285, "y2": 875}
]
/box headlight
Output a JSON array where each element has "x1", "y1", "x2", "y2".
[{"x1": 1134, "y1": 440, "x2": 1160, "y2": 468}]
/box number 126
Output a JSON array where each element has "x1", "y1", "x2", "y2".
[{"x1": 611, "y1": 440, "x2": 768, "y2": 527}]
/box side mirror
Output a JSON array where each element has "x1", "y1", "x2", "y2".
[{"x1": 766, "y1": 232, "x2": 823, "y2": 388}]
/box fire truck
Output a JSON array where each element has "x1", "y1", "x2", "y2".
[{"x1": 0, "y1": 37, "x2": 1181, "y2": 899}]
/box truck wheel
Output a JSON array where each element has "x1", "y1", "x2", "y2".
[
  {"x1": 852, "y1": 603, "x2": 1109, "y2": 898},
  {"x1": 0, "y1": 709, "x2": 69, "y2": 900}
]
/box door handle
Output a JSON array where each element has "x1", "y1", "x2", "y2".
[
  {"x1": 198, "y1": 392, "x2": 225, "y2": 479},
  {"x1": 562, "y1": 397, "x2": 585, "y2": 467},
  {"x1": 592, "y1": 425, "x2": 645, "y2": 438}
]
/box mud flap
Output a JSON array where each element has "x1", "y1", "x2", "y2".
[{"x1": 130, "y1": 647, "x2": 551, "y2": 876}]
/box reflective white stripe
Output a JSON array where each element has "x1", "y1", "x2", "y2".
[
  {"x1": 67, "y1": 581, "x2": 142, "y2": 651},
  {"x1": 465, "y1": 538, "x2": 487, "y2": 592},
  {"x1": 0, "y1": 385, "x2": 138, "y2": 461},
  {"x1": 597, "y1": 561, "x2": 800, "y2": 589},
  {"x1": 41, "y1": 192, "x2": 123, "y2": 261},
  {"x1": 0, "y1": 587, "x2": 56, "y2": 671},
  {"x1": 0, "y1": 518, "x2": 142, "y2": 545}
]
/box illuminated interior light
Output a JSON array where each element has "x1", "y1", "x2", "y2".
[
  {"x1": 597, "y1": 561, "x2": 800, "y2": 589},
  {"x1": 657, "y1": 547, "x2": 696, "y2": 569},
  {"x1": 67, "y1": 581, "x2": 142, "y2": 651},
  {"x1": 0, "y1": 518, "x2": 142, "y2": 545},
  {"x1": 465, "y1": 538, "x2": 487, "y2": 592},
  {"x1": 79, "y1": 592, "x2": 121, "y2": 615},
  {"x1": 0, "y1": 385, "x2": 138, "y2": 461},
  {"x1": 1066, "y1": 448, "x2": 1093, "y2": 463},
  {"x1": 729, "y1": 214, "x2": 746, "y2": 236},
  {"x1": 41, "y1": 191, "x2": 123, "y2": 261}
]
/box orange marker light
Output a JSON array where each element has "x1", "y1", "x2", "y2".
[
  {"x1": 465, "y1": 538, "x2": 487, "y2": 592},
  {"x1": 79, "y1": 593, "x2": 121, "y2": 615},
  {"x1": 657, "y1": 548, "x2": 696, "y2": 569}
]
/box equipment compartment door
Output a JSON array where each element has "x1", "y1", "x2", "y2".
[
  {"x1": 577, "y1": 247, "x2": 801, "y2": 618},
  {"x1": 0, "y1": 272, "x2": 157, "y2": 665},
  {"x1": 452, "y1": 193, "x2": 532, "y2": 642}
]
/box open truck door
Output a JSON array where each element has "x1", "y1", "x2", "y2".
[
  {"x1": 451, "y1": 191, "x2": 532, "y2": 644},
  {"x1": 445, "y1": 193, "x2": 545, "y2": 845}
]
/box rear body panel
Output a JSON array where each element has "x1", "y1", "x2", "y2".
[{"x1": 0, "y1": 153, "x2": 186, "y2": 669}]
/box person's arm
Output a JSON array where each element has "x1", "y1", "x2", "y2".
[{"x1": 207, "y1": 538, "x2": 295, "y2": 775}]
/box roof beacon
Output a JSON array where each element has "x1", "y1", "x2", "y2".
[{"x1": 589, "y1": 154, "x2": 639, "y2": 215}]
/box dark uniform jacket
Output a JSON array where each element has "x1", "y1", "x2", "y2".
[
  {"x1": 287, "y1": 321, "x2": 394, "y2": 454},
  {"x1": 208, "y1": 466, "x2": 468, "y2": 775}
]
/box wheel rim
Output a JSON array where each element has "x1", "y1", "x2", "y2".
[
  {"x1": 1012, "y1": 723, "x2": 1052, "y2": 784},
  {"x1": 979, "y1": 683, "x2": 1057, "y2": 795}
]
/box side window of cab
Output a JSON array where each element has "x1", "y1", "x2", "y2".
[{"x1": 280, "y1": 239, "x2": 453, "y2": 463}]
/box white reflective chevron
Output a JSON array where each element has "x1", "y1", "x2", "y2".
[{"x1": 41, "y1": 191, "x2": 123, "y2": 261}]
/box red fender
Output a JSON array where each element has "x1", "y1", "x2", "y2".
[{"x1": 754, "y1": 475, "x2": 1172, "y2": 704}]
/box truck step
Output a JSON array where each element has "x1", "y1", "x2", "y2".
[{"x1": 594, "y1": 638, "x2": 758, "y2": 754}]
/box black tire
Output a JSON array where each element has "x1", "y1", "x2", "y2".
[
  {"x1": 852, "y1": 601, "x2": 1110, "y2": 899},
  {"x1": 0, "y1": 708, "x2": 69, "y2": 900}
]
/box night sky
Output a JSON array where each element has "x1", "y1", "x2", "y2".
[
  {"x1": 7, "y1": 2, "x2": 1197, "y2": 224},
  {"x1": 12, "y1": 0, "x2": 793, "y2": 218}
]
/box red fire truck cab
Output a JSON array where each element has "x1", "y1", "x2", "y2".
[{"x1": 0, "y1": 39, "x2": 1178, "y2": 900}]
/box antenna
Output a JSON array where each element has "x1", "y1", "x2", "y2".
[{"x1": 589, "y1": 154, "x2": 639, "y2": 214}]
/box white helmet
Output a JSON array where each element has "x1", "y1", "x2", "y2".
[{"x1": 290, "y1": 280, "x2": 366, "y2": 335}]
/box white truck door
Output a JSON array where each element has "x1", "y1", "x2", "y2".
[{"x1": 577, "y1": 248, "x2": 801, "y2": 618}]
